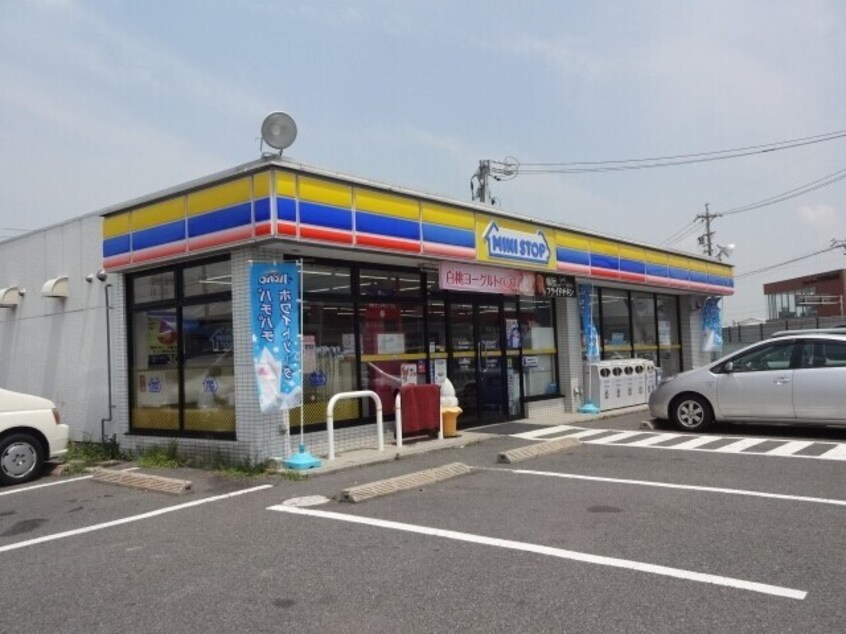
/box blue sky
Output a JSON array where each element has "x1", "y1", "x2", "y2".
[{"x1": 1, "y1": 0, "x2": 845, "y2": 321}]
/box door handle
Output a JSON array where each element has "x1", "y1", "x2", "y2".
[{"x1": 773, "y1": 377, "x2": 791, "y2": 385}]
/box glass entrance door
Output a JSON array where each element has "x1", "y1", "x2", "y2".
[{"x1": 447, "y1": 297, "x2": 509, "y2": 425}]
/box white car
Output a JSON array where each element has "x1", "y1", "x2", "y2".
[
  {"x1": 649, "y1": 333, "x2": 846, "y2": 431},
  {"x1": 0, "y1": 387, "x2": 69, "y2": 485}
]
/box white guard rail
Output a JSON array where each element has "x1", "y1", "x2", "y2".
[{"x1": 325, "y1": 390, "x2": 383, "y2": 461}]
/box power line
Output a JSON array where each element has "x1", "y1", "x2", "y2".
[
  {"x1": 512, "y1": 129, "x2": 846, "y2": 174},
  {"x1": 734, "y1": 239, "x2": 845, "y2": 279},
  {"x1": 714, "y1": 168, "x2": 846, "y2": 216}
]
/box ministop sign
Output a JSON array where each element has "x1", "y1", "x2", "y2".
[{"x1": 483, "y1": 222, "x2": 550, "y2": 266}]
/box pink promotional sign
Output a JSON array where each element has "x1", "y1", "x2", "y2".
[{"x1": 439, "y1": 262, "x2": 537, "y2": 296}]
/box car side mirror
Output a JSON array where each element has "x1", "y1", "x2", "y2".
[{"x1": 723, "y1": 361, "x2": 734, "y2": 373}]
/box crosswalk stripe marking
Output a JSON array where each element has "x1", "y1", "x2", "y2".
[
  {"x1": 627, "y1": 433, "x2": 684, "y2": 447},
  {"x1": 513, "y1": 426, "x2": 846, "y2": 461},
  {"x1": 583, "y1": 431, "x2": 644, "y2": 445},
  {"x1": 766, "y1": 441, "x2": 815, "y2": 456},
  {"x1": 713, "y1": 438, "x2": 770, "y2": 453},
  {"x1": 663, "y1": 436, "x2": 725, "y2": 450},
  {"x1": 512, "y1": 424, "x2": 580, "y2": 440},
  {"x1": 817, "y1": 444, "x2": 846, "y2": 461}
]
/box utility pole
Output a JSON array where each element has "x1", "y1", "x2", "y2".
[
  {"x1": 696, "y1": 203, "x2": 722, "y2": 257},
  {"x1": 471, "y1": 160, "x2": 491, "y2": 204}
]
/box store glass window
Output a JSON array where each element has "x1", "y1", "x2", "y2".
[
  {"x1": 302, "y1": 263, "x2": 351, "y2": 296},
  {"x1": 181, "y1": 301, "x2": 235, "y2": 433},
  {"x1": 129, "y1": 257, "x2": 234, "y2": 437},
  {"x1": 183, "y1": 260, "x2": 232, "y2": 297},
  {"x1": 293, "y1": 300, "x2": 359, "y2": 428},
  {"x1": 360, "y1": 268, "x2": 422, "y2": 298},
  {"x1": 656, "y1": 295, "x2": 681, "y2": 376},
  {"x1": 520, "y1": 298, "x2": 558, "y2": 398},
  {"x1": 132, "y1": 271, "x2": 175, "y2": 304},
  {"x1": 360, "y1": 302, "x2": 426, "y2": 415},
  {"x1": 632, "y1": 292, "x2": 657, "y2": 364},
  {"x1": 601, "y1": 290, "x2": 632, "y2": 359}
]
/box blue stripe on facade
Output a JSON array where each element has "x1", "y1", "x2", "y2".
[
  {"x1": 557, "y1": 247, "x2": 590, "y2": 266},
  {"x1": 357, "y1": 211, "x2": 420, "y2": 241},
  {"x1": 254, "y1": 197, "x2": 271, "y2": 222},
  {"x1": 590, "y1": 253, "x2": 619, "y2": 271},
  {"x1": 619, "y1": 258, "x2": 645, "y2": 274},
  {"x1": 689, "y1": 270, "x2": 709, "y2": 285},
  {"x1": 422, "y1": 223, "x2": 475, "y2": 248},
  {"x1": 103, "y1": 234, "x2": 131, "y2": 257},
  {"x1": 277, "y1": 197, "x2": 296, "y2": 222},
  {"x1": 646, "y1": 263, "x2": 668, "y2": 278},
  {"x1": 299, "y1": 201, "x2": 352, "y2": 231},
  {"x1": 669, "y1": 267, "x2": 689, "y2": 281},
  {"x1": 187, "y1": 203, "x2": 251, "y2": 238},
  {"x1": 132, "y1": 220, "x2": 186, "y2": 251}
]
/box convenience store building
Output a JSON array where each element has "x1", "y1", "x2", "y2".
[{"x1": 0, "y1": 157, "x2": 733, "y2": 462}]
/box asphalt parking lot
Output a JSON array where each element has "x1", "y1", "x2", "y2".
[{"x1": 2, "y1": 416, "x2": 845, "y2": 633}]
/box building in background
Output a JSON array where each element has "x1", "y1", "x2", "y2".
[{"x1": 764, "y1": 269, "x2": 846, "y2": 320}]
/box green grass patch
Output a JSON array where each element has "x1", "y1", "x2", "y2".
[
  {"x1": 134, "y1": 443, "x2": 274, "y2": 477},
  {"x1": 135, "y1": 442, "x2": 183, "y2": 469},
  {"x1": 64, "y1": 437, "x2": 126, "y2": 465}
]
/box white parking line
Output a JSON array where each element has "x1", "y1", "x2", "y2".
[
  {"x1": 512, "y1": 424, "x2": 580, "y2": 440},
  {"x1": 665, "y1": 436, "x2": 724, "y2": 450},
  {"x1": 766, "y1": 441, "x2": 815, "y2": 456},
  {"x1": 0, "y1": 484, "x2": 273, "y2": 554},
  {"x1": 627, "y1": 433, "x2": 684, "y2": 447},
  {"x1": 268, "y1": 505, "x2": 806, "y2": 600},
  {"x1": 507, "y1": 469, "x2": 846, "y2": 507},
  {"x1": 0, "y1": 467, "x2": 140, "y2": 497},
  {"x1": 584, "y1": 431, "x2": 644, "y2": 445}
]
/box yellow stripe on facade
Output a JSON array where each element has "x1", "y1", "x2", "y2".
[
  {"x1": 619, "y1": 244, "x2": 644, "y2": 262},
  {"x1": 187, "y1": 177, "x2": 251, "y2": 217},
  {"x1": 644, "y1": 250, "x2": 669, "y2": 266},
  {"x1": 355, "y1": 188, "x2": 419, "y2": 220},
  {"x1": 668, "y1": 255, "x2": 690, "y2": 270},
  {"x1": 132, "y1": 198, "x2": 184, "y2": 231},
  {"x1": 298, "y1": 177, "x2": 352, "y2": 208},
  {"x1": 103, "y1": 212, "x2": 131, "y2": 238},
  {"x1": 275, "y1": 171, "x2": 296, "y2": 198},
  {"x1": 707, "y1": 262, "x2": 732, "y2": 278},
  {"x1": 589, "y1": 238, "x2": 620, "y2": 257},
  {"x1": 688, "y1": 259, "x2": 709, "y2": 274},
  {"x1": 253, "y1": 171, "x2": 270, "y2": 198},
  {"x1": 421, "y1": 202, "x2": 475, "y2": 229},
  {"x1": 556, "y1": 231, "x2": 590, "y2": 250}
]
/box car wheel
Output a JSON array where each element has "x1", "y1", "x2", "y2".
[
  {"x1": 670, "y1": 394, "x2": 714, "y2": 432},
  {"x1": 0, "y1": 433, "x2": 45, "y2": 486}
]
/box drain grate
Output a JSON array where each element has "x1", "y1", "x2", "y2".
[
  {"x1": 92, "y1": 469, "x2": 192, "y2": 495},
  {"x1": 498, "y1": 437, "x2": 581, "y2": 464},
  {"x1": 340, "y1": 462, "x2": 472, "y2": 503}
]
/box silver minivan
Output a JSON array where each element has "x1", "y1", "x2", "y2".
[{"x1": 648, "y1": 333, "x2": 846, "y2": 431}]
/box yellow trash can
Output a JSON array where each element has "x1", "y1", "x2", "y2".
[{"x1": 441, "y1": 407, "x2": 462, "y2": 438}]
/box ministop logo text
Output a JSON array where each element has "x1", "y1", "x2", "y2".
[{"x1": 483, "y1": 222, "x2": 550, "y2": 266}]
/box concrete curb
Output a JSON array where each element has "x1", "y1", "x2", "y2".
[
  {"x1": 340, "y1": 462, "x2": 472, "y2": 503},
  {"x1": 497, "y1": 437, "x2": 581, "y2": 464},
  {"x1": 92, "y1": 468, "x2": 192, "y2": 495}
]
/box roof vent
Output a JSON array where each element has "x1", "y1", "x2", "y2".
[{"x1": 41, "y1": 276, "x2": 69, "y2": 298}]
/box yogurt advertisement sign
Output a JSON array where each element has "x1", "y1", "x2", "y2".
[{"x1": 478, "y1": 218, "x2": 553, "y2": 269}]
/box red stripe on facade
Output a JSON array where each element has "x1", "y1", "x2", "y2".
[
  {"x1": 618, "y1": 271, "x2": 646, "y2": 283},
  {"x1": 421, "y1": 242, "x2": 476, "y2": 259},
  {"x1": 187, "y1": 226, "x2": 253, "y2": 252},
  {"x1": 255, "y1": 222, "x2": 273, "y2": 236},
  {"x1": 556, "y1": 263, "x2": 591, "y2": 275},
  {"x1": 276, "y1": 221, "x2": 297, "y2": 236},
  {"x1": 132, "y1": 242, "x2": 187, "y2": 263},
  {"x1": 357, "y1": 233, "x2": 421, "y2": 253},
  {"x1": 590, "y1": 268, "x2": 620, "y2": 280},
  {"x1": 103, "y1": 254, "x2": 132, "y2": 270},
  {"x1": 300, "y1": 225, "x2": 354, "y2": 244}
]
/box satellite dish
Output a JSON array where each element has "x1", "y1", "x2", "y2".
[{"x1": 261, "y1": 112, "x2": 298, "y2": 152}]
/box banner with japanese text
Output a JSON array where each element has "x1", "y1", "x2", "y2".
[
  {"x1": 701, "y1": 296, "x2": 723, "y2": 353},
  {"x1": 250, "y1": 262, "x2": 302, "y2": 413},
  {"x1": 578, "y1": 284, "x2": 601, "y2": 361}
]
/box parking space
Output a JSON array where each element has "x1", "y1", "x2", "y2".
[{"x1": 260, "y1": 440, "x2": 845, "y2": 632}]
